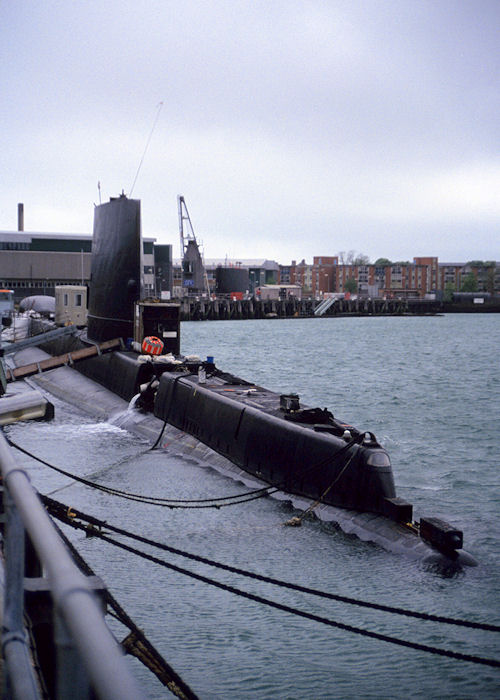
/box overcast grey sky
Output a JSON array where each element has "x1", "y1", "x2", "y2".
[{"x1": 1, "y1": 0, "x2": 498, "y2": 263}]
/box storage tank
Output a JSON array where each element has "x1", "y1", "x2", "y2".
[{"x1": 215, "y1": 267, "x2": 249, "y2": 294}]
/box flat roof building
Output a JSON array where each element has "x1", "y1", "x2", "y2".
[{"x1": 0, "y1": 230, "x2": 157, "y2": 302}]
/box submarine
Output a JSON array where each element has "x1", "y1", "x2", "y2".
[{"x1": 13, "y1": 194, "x2": 477, "y2": 567}]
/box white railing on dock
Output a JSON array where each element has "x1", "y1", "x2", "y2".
[{"x1": 0, "y1": 432, "x2": 145, "y2": 700}]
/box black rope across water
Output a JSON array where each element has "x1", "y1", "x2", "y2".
[
  {"x1": 51, "y1": 519, "x2": 199, "y2": 700},
  {"x1": 290, "y1": 447, "x2": 360, "y2": 525},
  {"x1": 42, "y1": 497, "x2": 500, "y2": 633},
  {"x1": 42, "y1": 496, "x2": 500, "y2": 669},
  {"x1": 6, "y1": 436, "x2": 277, "y2": 508},
  {"x1": 150, "y1": 372, "x2": 192, "y2": 450},
  {"x1": 5, "y1": 383, "x2": 366, "y2": 512},
  {"x1": 150, "y1": 418, "x2": 168, "y2": 450}
]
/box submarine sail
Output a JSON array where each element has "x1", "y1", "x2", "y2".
[{"x1": 87, "y1": 194, "x2": 142, "y2": 343}]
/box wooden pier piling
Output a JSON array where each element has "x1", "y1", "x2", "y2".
[{"x1": 178, "y1": 296, "x2": 443, "y2": 321}]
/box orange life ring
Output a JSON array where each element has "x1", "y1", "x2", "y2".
[{"x1": 141, "y1": 336, "x2": 164, "y2": 355}]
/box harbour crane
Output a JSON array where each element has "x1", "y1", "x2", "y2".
[{"x1": 177, "y1": 196, "x2": 211, "y2": 298}]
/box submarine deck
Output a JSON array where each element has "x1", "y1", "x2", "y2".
[{"x1": 162, "y1": 363, "x2": 357, "y2": 438}]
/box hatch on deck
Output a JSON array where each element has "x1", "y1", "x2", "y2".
[{"x1": 134, "y1": 302, "x2": 180, "y2": 355}]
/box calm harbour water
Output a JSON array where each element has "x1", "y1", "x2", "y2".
[{"x1": 6, "y1": 314, "x2": 500, "y2": 699}]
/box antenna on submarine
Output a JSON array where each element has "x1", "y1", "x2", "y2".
[
  {"x1": 97, "y1": 180, "x2": 101, "y2": 204},
  {"x1": 129, "y1": 101, "x2": 164, "y2": 197}
]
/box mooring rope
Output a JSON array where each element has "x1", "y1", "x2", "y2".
[
  {"x1": 149, "y1": 371, "x2": 191, "y2": 450},
  {"x1": 41, "y1": 496, "x2": 500, "y2": 634},
  {"x1": 51, "y1": 518, "x2": 199, "y2": 700},
  {"x1": 150, "y1": 417, "x2": 168, "y2": 450},
  {"x1": 285, "y1": 447, "x2": 360, "y2": 526},
  {"x1": 5, "y1": 420, "x2": 361, "y2": 510},
  {"x1": 43, "y1": 497, "x2": 500, "y2": 669},
  {"x1": 6, "y1": 435, "x2": 277, "y2": 507}
]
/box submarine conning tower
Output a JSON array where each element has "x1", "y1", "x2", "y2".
[{"x1": 87, "y1": 194, "x2": 142, "y2": 343}]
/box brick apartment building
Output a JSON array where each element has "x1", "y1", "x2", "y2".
[
  {"x1": 283, "y1": 257, "x2": 499, "y2": 298},
  {"x1": 288, "y1": 257, "x2": 338, "y2": 296}
]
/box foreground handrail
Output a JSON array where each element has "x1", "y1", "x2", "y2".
[{"x1": 0, "y1": 432, "x2": 144, "y2": 699}]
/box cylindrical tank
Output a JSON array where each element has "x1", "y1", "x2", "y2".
[{"x1": 215, "y1": 267, "x2": 249, "y2": 294}]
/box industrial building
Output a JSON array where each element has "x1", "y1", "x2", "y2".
[
  {"x1": 0, "y1": 230, "x2": 172, "y2": 303},
  {"x1": 1, "y1": 205, "x2": 496, "y2": 304},
  {"x1": 172, "y1": 259, "x2": 280, "y2": 297}
]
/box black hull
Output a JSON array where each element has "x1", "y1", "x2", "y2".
[
  {"x1": 30, "y1": 328, "x2": 406, "y2": 520},
  {"x1": 13, "y1": 337, "x2": 477, "y2": 567},
  {"x1": 152, "y1": 370, "x2": 406, "y2": 519}
]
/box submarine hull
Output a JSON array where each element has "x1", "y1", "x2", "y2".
[
  {"x1": 11, "y1": 193, "x2": 475, "y2": 566},
  {"x1": 11, "y1": 342, "x2": 477, "y2": 566},
  {"x1": 153, "y1": 370, "x2": 401, "y2": 518}
]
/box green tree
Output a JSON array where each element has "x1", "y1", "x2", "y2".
[
  {"x1": 344, "y1": 277, "x2": 358, "y2": 293},
  {"x1": 444, "y1": 281, "x2": 456, "y2": 302},
  {"x1": 486, "y1": 266, "x2": 496, "y2": 294},
  {"x1": 374, "y1": 258, "x2": 392, "y2": 266},
  {"x1": 460, "y1": 272, "x2": 477, "y2": 292}
]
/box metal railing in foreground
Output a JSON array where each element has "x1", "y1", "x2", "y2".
[{"x1": 0, "y1": 432, "x2": 144, "y2": 699}]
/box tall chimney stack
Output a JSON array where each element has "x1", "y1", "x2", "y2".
[{"x1": 17, "y1": 203, "x2": 24, "y2": 231}]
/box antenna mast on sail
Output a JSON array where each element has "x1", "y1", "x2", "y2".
[{"x1": 129, "y1": 101, "x2": 163, "y2": 197}]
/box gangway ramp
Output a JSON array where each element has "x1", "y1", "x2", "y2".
[
  {"x1": 5, "y1": 338, "x2": 123, "y2": 382},
  {"x1": 314, "y1": 296, "x2": 337, "y2": 316}
]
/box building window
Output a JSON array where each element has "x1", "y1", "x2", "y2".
[
  {"x1": 63, "y1": 294, "x2": 69, "y2": 306},
  {"x1": 75, "y1": 293, "x2": 82, "y2": 307}
]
